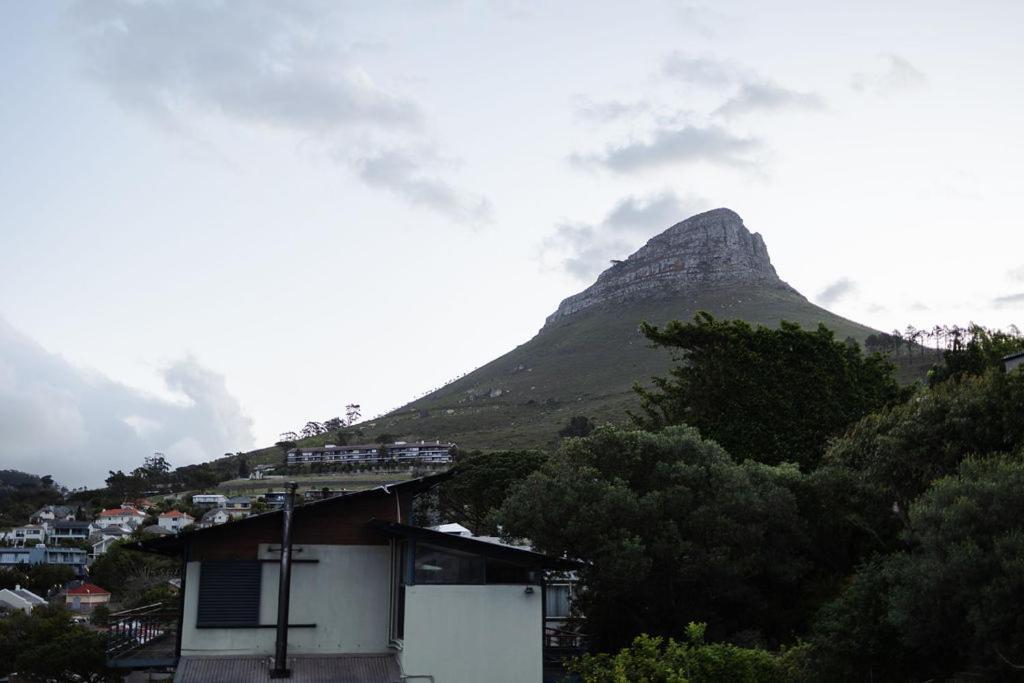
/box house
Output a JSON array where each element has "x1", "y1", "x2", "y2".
[
  {"x1": 191, "y1": 494, "x2": 228, "y2": 507},
  {"x1": 90, "y1": 526, "x2": 131, "y2": 558},
  {"x1": 1005, "y1": 350, "x2": 1024, "y2": 374},
  {"x1": 49, "y1": 520, "x2": 94, "y2": 543},
  {"x1": 197, "y1": 508, "x2": 231, "y2": 528},
  {"x1": 97, "y1": 506, "x2": 147, "y2": 528},
  {"x1": 66, "y1": 582, "x2": 111, "y2": 612},
  {"x1": 0, "y1": 585, "x2": 47, "y2": 613},
  {"x1": 29, "y1": 505, "x2": 75, "y2": 524},
  {"x1": 107, "y1": 472, "x2": 580, "y2": 682},
  {"x1": 303, "y1": 488, "x2": 347, "y2": 502},
  {"x1": 224, "y1": 496, "x2": 252, "y2": 518},
  {"x1": 158, "y1": 510, "x2": 194, "y2": 532},
  {"x1": 0, "y1": 545, "x2": 88, "y2": 575},
  {"x1": 142, "y1": 524, "x2": 175, "y2": 537},
  {"x1": 8, "y1": 524, "x2": 46, "y2": 546}
]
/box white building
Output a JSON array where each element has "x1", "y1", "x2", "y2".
[
  {"x1": 0, "y1": 585, "x2": 47, "y2": 613},
  {"x1": 96, "y1": 507, "x2": 147, "y2": 528},
  {"x1": 7, "y1": 524, "x2": 46, "y2": 546},
  {"x1": 286, "y1": 441, "x2": 455, "y2": 466},
  {"x1": 191, "y1": 494, "x2": 227, "y2": 507},
  {"x1": 158, "y1": 510, "x2": 195, "y2": 533}
]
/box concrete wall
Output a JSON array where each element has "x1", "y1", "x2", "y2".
[
  {"x1": 180, "y1": 544, "x2": 391, "y2": 656},
  {"x1": 400, "y1": 584, "x2": 543, "y2": 683}
]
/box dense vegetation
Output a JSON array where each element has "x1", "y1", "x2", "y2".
[
  {"x1": 0, "y1": 605, "x2": 116, "y2": 682},
  {"x1": 432, "y1": 314, "x2": 1024, "y2": 681}
]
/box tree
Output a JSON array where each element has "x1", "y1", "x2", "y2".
[
  {"x1": 499, "y1": 426, "x2": 811, "y2": 650},
  {"x1": 825, "y1": 368, "x2": 1024, "y2": 515},
  {"x1": 374, "y1": 433, "x2": 396, "y2": 445},
  {"x1": 237, "y1": 458, "x2": 250, "y2": 479},
  {"x1": 345, "y1": 403, "x2": 361, "y2": 426},
  {"x1": 809, "y1": 453, "x2": 1024, "y2": 680},
  {"x1": 89, "y1": 541, "x2": 179, "y2": 605},
  {"x1": 928, "y1": 323, "x2": 1024, "y2": 386},
  {"x1": 434, "y1": 450, "x2": 548, "y2": 533},
  {"x1": 104, "y1": 470, "x2": 145, "y2": 500},
  {"x1": 300, "y1": 421, "x2": 325, "y2": 438},
  {"x1": 633, "y1": 313, "x2": 905, "y2": 469},
  {"x1": 558, "y1": 415, "x2": 595, "y2": 439},
  {"x1": 0, "y1": 605, "x2": 116, "y2": 681}
]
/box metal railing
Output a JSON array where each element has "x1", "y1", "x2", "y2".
[
  {"x1": 106, "y1": 602, "x2": 179, "y2": 666},
  {"x1": 544, "y1": 624, "x2": 589, "y2": 654}
]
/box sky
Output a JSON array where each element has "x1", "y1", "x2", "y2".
[{"x1": 1, "y1": 0, "x2": 1022, "y2": 487}]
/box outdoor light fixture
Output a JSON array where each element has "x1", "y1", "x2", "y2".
[{"x1": 524, "y1": 586, "x2": 534, "y2": 595}]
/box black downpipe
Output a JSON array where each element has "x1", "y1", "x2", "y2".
[{"x1": 270, "y1": 482, "x2": 298, "y2": 678}]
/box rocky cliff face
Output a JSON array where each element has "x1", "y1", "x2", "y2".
[{"x1": 545, "y1": 208, "x2": 802, "y2": 326}]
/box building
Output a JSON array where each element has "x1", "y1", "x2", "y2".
[
  {"x1": 303, "y1": 488, "x2": 347, "y2": 502},
  {"x1": 30, "y1": 505, "x2": 75, "y2": 524},
  {"x1": 224, "y1": 496, "x2": 252, "y2": 518},
  {"x1": 0, "y1": 545, "x2": 88, "y2": 575},
  {"x1": 1005, "y1": 350, "x2": 1024, "y2": 374},
  {"x1": 158, "y1": 511, "x2": 194, "y2": 533},
  {"x1": 97, "y1": 507, "x2": 147, "y2": 528},
  {"x1": 49, "y1": 520, "x2": 94, "y2": 543},
  {"x1": 285, "y1": 441, "x2": 455, "y2": 466},
  {"x1": 191, "y1": 494, "x2": 228, "y2": 507},
  {"x1": 197, "y1": 508, "x2": 231, "y2": 528},
  {"x1": 91, "y1": 527, "x2": 130, "y2": 559},
  {"x1": 8, "y1": 524, "x2": 46, "y2": 546},
  {"x1": 66, "y1": 583, "x2": 111, "y2": 612},
  {"x1": 0, "y1": 585, "x2": 47, "y2": 613},
  {"x1": 107, "y1": 472, "x2": 580, "y2": 682}
]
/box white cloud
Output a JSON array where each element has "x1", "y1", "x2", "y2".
[
  {"x1": 0, "y1": 318, "x2": 253, "y2": 487},
  {"x1": 541, "y1": 191, "x2": 707, "y2": 280},
  {"x1": 852, "y1": 54, "x2": 928, "y2": 96},
  {"x1": 816, "y1": 277, "x2": 858, "y2": 306},
  {"x1": 714, "y1": 81, "x2": 824, "y2": 119},
  {"x1": 572, "y1": 125, "x2": 762, "y2": 172}
]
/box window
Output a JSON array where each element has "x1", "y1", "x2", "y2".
[
  {"x1": 413, "y1": 544, "x2": 485, "y2": 584},
  {"x1": 546, "y1": 584, "x2": 572, "y2": 618},
  {"x1": 197, "y1": 560, "x2": 262, "y2": 627}
]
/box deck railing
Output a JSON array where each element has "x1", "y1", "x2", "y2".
[{"x1": 106, "y1": 602, "x2": 179, "y2": 667}]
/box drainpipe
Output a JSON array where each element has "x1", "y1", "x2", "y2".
[{"x1": 270, "y1": 482, "x2": 297, "y2": 679}]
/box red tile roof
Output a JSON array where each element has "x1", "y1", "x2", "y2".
[
  {"x1": 67, "y1": 583, "x2": 110, "y2": 596},
  {"x1": 99, "y1": 508, "x2": 145, "y2": 517},
  {"x1": 159, "y1": 510, "x2": 193, "y2": 518}
]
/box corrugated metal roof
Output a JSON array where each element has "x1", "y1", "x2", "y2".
[{"x1": 173, "y1": 654, "x2": 401, "y2": 683}]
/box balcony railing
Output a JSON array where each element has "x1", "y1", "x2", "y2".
[{"x1": 106, "y1": 602, "x2": 179, "y2": 668}]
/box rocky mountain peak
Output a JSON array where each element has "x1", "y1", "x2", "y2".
[{"x1": 544, "y1": 207, "x2": 801, "y2": 326}]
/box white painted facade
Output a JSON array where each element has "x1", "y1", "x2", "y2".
[{"x1": 400, "y1": 584, "x2": 543, "y2": 683}]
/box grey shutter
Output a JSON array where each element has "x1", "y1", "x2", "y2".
[{"x1": 197, "y1": 560, "x2": 262, "y2": 627}]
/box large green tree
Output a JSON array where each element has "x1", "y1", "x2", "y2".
[
  {"x1": 634, "y1": 314, "x2": 904, "y2": 469},
  {"x1": 499, "y1": 426, "x2": 812, "y2": 649},
  {"x1": 434, "y1": 449, "x2": 548, "y2": 533},
  {"x1": 0, "y1": 605, "x2": 117, "y2": 681},
  {"x1": 825, "y1": 368, "x2": 1024, "y2": 515}
]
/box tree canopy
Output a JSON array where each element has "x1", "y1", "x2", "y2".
[{"x1": 634, "y1": 313, "x2": 905, "y2": 469}]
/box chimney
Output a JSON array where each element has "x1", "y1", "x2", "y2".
[{"x1": 270, "y1": 482, "x2": 298, "y2": 678}]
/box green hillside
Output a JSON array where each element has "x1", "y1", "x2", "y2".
[{"x1": 354, "y1": 285, "x2": 894, "y2": 452}]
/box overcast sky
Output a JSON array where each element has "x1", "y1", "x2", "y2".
[{"x1": 1, "y1": 1, "x2": 1022, "y2": 486}]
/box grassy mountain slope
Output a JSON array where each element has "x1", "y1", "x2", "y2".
[{"x1": 357, "y1": 285, "x2": 892, "y2": 452}]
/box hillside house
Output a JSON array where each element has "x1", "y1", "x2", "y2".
[
  {"x1": 30, "y1": 505, "x2": 75, "y2": 524},
  {"x1": 66, "y1": 582, "x2": 111, "y2": 612},
  {"x1": 91, "y1": 526, "x2": 130, "y2": 558},
  {"x1": 0, "y1": 545, "x2": 88, "y2": 575},
  {"x1": 224, "y1": 496, "x2": 252, "y2": 518},
  {"x1": 386, "y1": 441, "x2": 455, "y2": 463},
  {"x1": 197, "y1": 508, "x2": 231, "y2": 528},
  {"x1": 158, "y1": 510, "x2": 194, "y2": 532},
  {"x1": 98, "y1": 506, "x2": 147, "y2": 528},
  {"x1": 8, "y1": 524, "x2": 46, "y2": 546},
  {"x1": 107, "y1": 472, "x2": 580, "y2": 682},
  {"x1": 49, "y1": 520, "x2": 93, "y2": 543},
  {"x1": 0, "y1": 585, "x2": 47, "y2": 613},
  {"x1": 191, "y1": 494, "x2": 228, "y2": 507}
]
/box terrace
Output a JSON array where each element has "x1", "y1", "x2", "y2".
[{"x1": 105, "y1": 602, "x2": 179, "y2": 669}]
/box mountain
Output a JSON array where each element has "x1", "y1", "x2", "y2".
[{"x1": 356, "y1": 208, "x2": 889, "y2": 451}]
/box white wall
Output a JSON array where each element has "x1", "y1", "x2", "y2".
[
  {"x1": 180, "y1": 544, "x2": 392, "y2": 656},
  {"x1": 400, "y1": 584, "x2": 543, "y2": 683}
]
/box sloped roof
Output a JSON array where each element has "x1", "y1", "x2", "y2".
[
  {"x1": 158, "y1": 510, "x2": 193, "y2": 518},
  {"x1": 174, "y1": 654, "x2": 401, "y2": 683},
  {"x1": 67, "y1": 582, "x2": 109, "y2": 596},
  {"x1": 99, "y1": 507, "x2": 145, "y2": 517}
]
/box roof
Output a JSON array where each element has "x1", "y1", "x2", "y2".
[
  {"x1": 174, "y1": 654, "x2": 401, "y2": 683},
  {"x1": 225, "y1": 496, "x2": 251, "y2": 504},
  {"x1": 142, "y1": 524, "x2": 175, "y2": 536},
  {"x1": 52, "y1": 520, "x2": 92, "y2": 529},
  {"x1": 99, "y1": 525, "x2": 129, "y2": 535},
  {"x1": 0, "y1": 587, "x2": 46, "y2": 606},
  {"x1": 368, "y1": 520, "x2": 584, "y2": 570},
  {"x1": 131, "y1": 472, "x2": 454, "y2": 556},
  {"x1": 67, "y1": 582, "x2": 109, "y2": 596},
  {"x1": 99, "y1": 508, "x2": 145, "y2": 517},
  {"x1": 287, "y1": 441, "x2": 454, "y2": 454},
  {"x1": 1004, "y1": 350, "x2": 1024, "y2": 361},
  {"x1": 159, "y1": 510, "x2": 193, "y2": 518}
]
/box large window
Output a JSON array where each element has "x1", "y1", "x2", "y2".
[
  {"x1": 413, "y1": 545, "x2": 485, "y2": 584},
  {"x1": 546, "y1": 584, "x2": 572, "y2": 618},
  {"x1": 197, "y1": 560, "x2": 262, "y2": 627}
]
